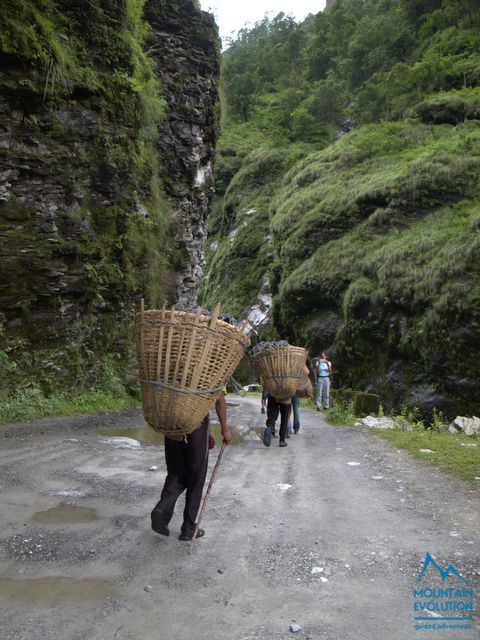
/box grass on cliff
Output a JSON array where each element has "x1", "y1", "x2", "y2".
[
  {"x1": 0, "y1": 0, "x2": 165, "y2": 124},
  {"x1": 272, "y1": 120, "x2": 480, "y2": 261},
  {"x1": 200, "y1": 143, "x2": 303, "y2": 315},
  {"x1": 269, "y1": 119, "x2": 480, "y2": 411},
  {"x1": 199, "y1": 95, "x2": 317, "y2": 316}
]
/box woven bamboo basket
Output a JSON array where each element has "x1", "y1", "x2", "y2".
[
  {"x1": 135, "y1": 302, "x2": 250, "y2": 440},
  {"x1": 249, "y1": 343, "x2": 307, "y2": 400}
]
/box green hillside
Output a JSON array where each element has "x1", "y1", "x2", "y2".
[{"x1": 200, "y1": 0, "x2": 480, "y2": 417}]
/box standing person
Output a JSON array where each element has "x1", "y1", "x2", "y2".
[
  {"x1": 150, "y1": 392, "x2": 232, "y2": 541},
  {"x1": 263, "y1": 394, "x2": 291, "y2": 448},
  {"x1": 315, "y1": 352, "x2": 332, "y2": 411},
  {"x1": 291, "y1": 393, "x2": 301, "y2": 433},
  {"x1": 291, "y1": 364, "x2": 311, "y2": 433}
]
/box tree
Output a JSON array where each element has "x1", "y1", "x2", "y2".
[
  {"x1": 346, "y1": 12, "x2": 414, "y2": 88},
  {"x1": 223, "y1": 71, "x2": 257, "y2": 122},
  {"x1": 400, "y1": 0, "x2": 443, "y2": 23}
]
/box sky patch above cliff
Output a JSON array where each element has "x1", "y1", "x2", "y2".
[{"x1": 200, "y1": 1, "x2": 327, "y2": 45}]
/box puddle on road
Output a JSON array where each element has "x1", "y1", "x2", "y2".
[
  {"x1": 32, "y1": 503, "x2": 100, "y2": 525},
  {"x1": 97, "y1": 422, "x2": 263, "y2": 446},
  {"x1": 209, "y1": 423, "x2": 263, "y2": 446},
  {"x1": 0, "y1": 576, "x2": 116, "y2": 605},
  {"x1": 98, "y1": 425, "x2": 164, "y2": 445}
]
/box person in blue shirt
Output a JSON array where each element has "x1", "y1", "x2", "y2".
[{"x1": 315, "y1": 352, "x2": 332, "y2": 410}]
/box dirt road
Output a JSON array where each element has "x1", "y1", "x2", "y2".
[{"x1": 0, "y1": 396, "x2": 478, "y2": 640}]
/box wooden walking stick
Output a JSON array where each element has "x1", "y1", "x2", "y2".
[{"x1": 189, "y1": 441, "x2": 227, "y2": 553}]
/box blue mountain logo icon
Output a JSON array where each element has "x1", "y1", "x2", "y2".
[{"x1": 417, "y1": 553, "x2": 467, "y2": 584}]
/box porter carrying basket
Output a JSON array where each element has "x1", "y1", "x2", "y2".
[
  {"x1": 135, "y1": 302, "x2": 250, "y2": 440},
  {"x1": 249, "y1": 342, "x2": 307, "y2": 400}
]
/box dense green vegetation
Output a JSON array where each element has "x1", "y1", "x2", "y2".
[{"x1": 200, "y1": 0, "x2": 480, "y2": 417}]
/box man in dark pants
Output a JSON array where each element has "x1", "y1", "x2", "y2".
[
  {"x1": 263, "y1": 394, "x2": 291, "y2": 448},
  {"x1": 151, "y1": 392, "x2": 231, "y2": 541}
]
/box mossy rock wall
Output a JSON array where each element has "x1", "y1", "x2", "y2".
[
  {"x1": 0, "y1": 0, "x2": 219, "y2": 397},
  {"x1": 271, "y1": 121, "x2": 480, "y2": 418},
  {"x1": 352, "y1": 392, "x2": 381, "y2": 418},
  {"x1": 331, "y1": 389, "x2": 380, "y2": 417}
]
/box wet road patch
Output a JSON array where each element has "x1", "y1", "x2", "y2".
[
  {"x1": 32, "y1": 502, "x2": 100, "y2": 525},
  {"x1": 0, "y1": 576, "x2": 116, "y2": 605},
  {"x1": 97, "y1": 423, "x2": 264, "y2": 446},
  {"x1": 97, "y1": 426, "x2": 164, "y2": 445}
]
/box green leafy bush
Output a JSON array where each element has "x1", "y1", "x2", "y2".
[{"x1": 414, "y1": 94, "x2": 480, "y2": 124}]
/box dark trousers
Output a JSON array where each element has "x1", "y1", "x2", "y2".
[
  {"x1": 266, "y1": 395, "x2": 291, "y2": 442},
  {"x1": 154, "y1": 417, "x2": 209, "y2": 534}
]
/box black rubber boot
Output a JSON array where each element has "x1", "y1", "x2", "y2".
[
  {"x1": 178, "y1": 527, "x2": 205, "y2": 541},
  {"x1": 151, "y1": 508, "x2": 170, "y2": 536}
]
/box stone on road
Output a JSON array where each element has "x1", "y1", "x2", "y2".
[{"x1": 0, "y1": 398, "x2": 478, "y2": 639}]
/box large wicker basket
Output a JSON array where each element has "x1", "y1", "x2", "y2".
[
  {"x1": 249, "y1": 342, "x2": 307, "y2": 400},
  {"x1": 135, "y1": 303, "x2": 250, "y2": 439}
]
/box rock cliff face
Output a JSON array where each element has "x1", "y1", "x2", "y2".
[
  {"x1": 146, "y1": 0, "x2": 219, "y2": 308},
  {"x1": 0, "y1": 0, "x2": 219, "y2": 396}
]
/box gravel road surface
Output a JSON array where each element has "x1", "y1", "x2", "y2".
[{"x1": 0, "y1": 396, "x2": 478, "y2": 640}]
